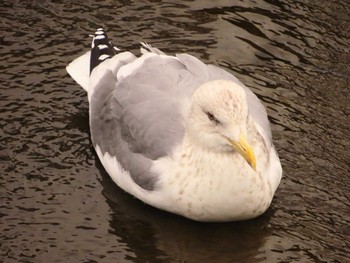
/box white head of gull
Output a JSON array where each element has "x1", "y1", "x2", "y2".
[
  {"x1": 187, "y1": 80, "x2": 255, "y2": 167},
  {"x1": 66, "y1": 28, "x2": 282, "y2": 222}
]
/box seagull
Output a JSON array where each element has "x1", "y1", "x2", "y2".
[{"x1": 66, "y1": 28, "x2": 282, "y2": 222}]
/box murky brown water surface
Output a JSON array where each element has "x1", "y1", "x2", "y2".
[{"x1": 1, "y1": 0, "x2": 349, "y2": 262}]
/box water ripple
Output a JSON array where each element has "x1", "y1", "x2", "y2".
[{"x1": 1, "y1": 0, "x2": 349, "y2": 262}]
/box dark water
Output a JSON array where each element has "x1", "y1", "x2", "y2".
[{"x1": 1, "y1": 0, "x2": 349, "y2": 262}]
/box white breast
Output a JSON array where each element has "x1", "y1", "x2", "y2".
[{"x1": 151, "y1": 137, "x2": 274, "y2": 222}]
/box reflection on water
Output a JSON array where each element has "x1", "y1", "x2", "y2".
[{"x1": 1, "y1": 0, "x2": 349, "y2": 262}]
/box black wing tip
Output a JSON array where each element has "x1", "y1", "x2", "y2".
[{"x1": 89, "y1": 28, "x2": 118, "y2": 74}]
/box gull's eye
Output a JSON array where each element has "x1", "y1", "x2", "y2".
[{"x1": 206, "y1": 111, "x2": 221, "y2": 125}]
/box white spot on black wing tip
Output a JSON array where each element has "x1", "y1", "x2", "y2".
[
  {"x1": 98, "y1": 54, "x2": 110, "y2": 61},
  {"x1": 98, "y1": 44, "x2": 108, "y2": 50},
  {"x1": 94, "y1": 35, "x2": 105, "y2": 40}
]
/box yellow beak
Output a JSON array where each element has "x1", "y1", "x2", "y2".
[{"x1": 227, "y1": 134, "x2": 256, "y2": 170}]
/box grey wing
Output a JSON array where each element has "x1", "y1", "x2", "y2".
[
  {"x1": 116, "y1": 56, "x2": 192, "y2": 159},
  {"x1": 90, "y1": 70, "x2": 155, "y2": 190},
  {"x1": 90, "y1": 56, "x2": 194, "y2": 190}
]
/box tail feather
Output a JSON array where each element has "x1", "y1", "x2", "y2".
[
  {"x1": 90, "y1": 28, "x2": 117, "y2": 74},
  {"x1": 66, "y1": 51, "x2": 90, "y2": 91}
]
